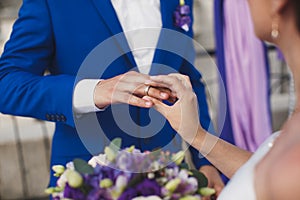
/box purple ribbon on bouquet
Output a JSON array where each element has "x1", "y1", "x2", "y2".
[{"x1": 173, "y1": 0, "x2": 191, "y2": 32}]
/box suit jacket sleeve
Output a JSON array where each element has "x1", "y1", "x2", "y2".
[{"x1": 0, "y1": 0, "x2": 75, "y2": 127}]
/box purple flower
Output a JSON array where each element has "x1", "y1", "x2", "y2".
[
  {"x1": 136, "y1": 179, "x2": 162, "y2": 197},
  {"x1": 115, "y1": 150, "x2": 150, "y2": 172},
  {"x1": 48, "y1": 140, "x2": 212, "y2": 199},
  {"x1": 63, "y1": 183, "x2": 85, "y2": 200},
  {"x1": 116, "y1": 151, "x2": 136, "y2": 171},
  {"x1": 94, "y1": 164, "x2": 120, "y2": 182},
  {"x1": 118, "y1": 188, "x2": 138, "y2": 200},
  {"x1": 86, "y1": 188, "x2": 112, "y2": 200},
  {"x1": 173, "y1": 1, "x2": 191, "y2": 32},
  {"x1": 118, "y1": 179, "x2": 162, "y2": 200},
  {"x1": 83, "y1": 174, "x2": 100, "y2": 189}
]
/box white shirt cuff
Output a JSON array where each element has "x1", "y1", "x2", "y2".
[{"x1": 73, "y1": 79, "x2": 105, "y2": 114}]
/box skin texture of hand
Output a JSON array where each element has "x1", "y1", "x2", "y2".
[
  {"x1": 143, "y1": 73, "x2": 202, "y2": 144},
  {"x1": 145, "y1": 73, "x2": 252, "y2": 179},
  {"x1": 94, "y1": 71, "x2": 172, "y2": 109},
  {"x1": 199, "y1": 165, "x2": 224, "y2": 200}
]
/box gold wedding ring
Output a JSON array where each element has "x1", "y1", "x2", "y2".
[{"x1": 144, "y1": 85, "x2": 151, "y2": 96}]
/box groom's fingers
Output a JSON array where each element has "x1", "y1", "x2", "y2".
[
  {"x1": 169, "y1": 74, "x2": 193, "y2": 88},
  {"x1": 117, "y1": 93, "x2": 153, "y2": 108}
]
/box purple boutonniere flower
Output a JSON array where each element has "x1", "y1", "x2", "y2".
[{"x1": 173, "y1": 0, "x2": 191, "y2": 32}]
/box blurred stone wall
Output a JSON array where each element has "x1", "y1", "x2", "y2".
[{"x1": 0, "y1": 1, "x2": 54, "y2": 199}]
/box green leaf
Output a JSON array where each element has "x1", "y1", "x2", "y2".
[
  {"x1": 109, "y1": 138, "x2": 122, "y2": 151},
  {"x1": 179, "y1": 163, "x2": 189, "y2": 170},
  {"x1": 199, "y1": 187, "x2": 216, "y2": 196},
  {"x1": 73, "y1": 159, "x2": 94, "y2": 175},
  {"x1": 190, "y1": 169, "x2": 208, "y2": 188}
]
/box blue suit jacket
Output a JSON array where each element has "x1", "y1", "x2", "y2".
[{"x1": 0, "y1": 0, "x2": 212, "y2": 186}]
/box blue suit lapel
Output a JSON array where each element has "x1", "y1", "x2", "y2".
[
  {"x1": 90, "y1": 0, "x2": 136, "y2": 69},
  {"x1": 150, "y1": 0, "x2": 186, "y2": 75}
]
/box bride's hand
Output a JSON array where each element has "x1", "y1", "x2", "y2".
[{"x1": 144, "y1": 73, "x2": 204, "y2": 144}]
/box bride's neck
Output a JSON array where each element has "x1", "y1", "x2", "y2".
[{"x1": 277, "y1": 25, "x2": 300, "y2": 111}]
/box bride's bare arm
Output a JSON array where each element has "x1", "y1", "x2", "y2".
[
  {"x1": 144, "y1": 74, "x2": 252, "y2": 178},
  {"x1": 192, "y1": 128, "x2": 252, "y2": 178}
]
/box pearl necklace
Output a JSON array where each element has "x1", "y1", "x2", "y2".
[{"x1": 268, "y1": 133, "x2": 280, "y2": 148}]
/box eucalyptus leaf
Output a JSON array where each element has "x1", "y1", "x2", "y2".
[
  {"x1": 179, "y1": 163, "x2": 189, "y2": 169},
  {"x1": 73, "y1": 159, "x2": 94, "y2": 175},
  {"x1": 190, "y1": 169, "x2": 208, "y2": 188}
]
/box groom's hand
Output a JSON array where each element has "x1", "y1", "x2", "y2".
[{"x1": 94, "y1": 71, "x2": 172, "y2": 109}]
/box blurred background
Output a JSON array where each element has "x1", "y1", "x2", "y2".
[{"x1": 0, "y1": 0, "x2": 292, "y2": 199}]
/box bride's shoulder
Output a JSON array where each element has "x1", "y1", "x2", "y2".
[
  {"x1": 282, "y1": 112, "x2": 300, "y2": 135},
  {"x1": 267, "y1": 142, "x2": 300, "y2": 199}
]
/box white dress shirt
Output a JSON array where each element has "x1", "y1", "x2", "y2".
[{"x1": 73, "y1": 0, "x2": 162, "y2": 114}]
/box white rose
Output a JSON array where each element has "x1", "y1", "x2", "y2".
[{"x1": 88, "y1": 154, "x2": 107, "y2": 167}]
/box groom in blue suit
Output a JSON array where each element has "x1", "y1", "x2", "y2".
[{"x1": 0, "y1": 0, "x2": 224, "y2": 193}]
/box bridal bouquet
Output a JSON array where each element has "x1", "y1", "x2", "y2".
[{"x1": 46, "y1": 139, "x2": 215, "y2": 200}]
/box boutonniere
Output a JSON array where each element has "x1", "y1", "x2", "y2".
[{"x1": 173, "y1": 0, "x2": 191, "y2": 32}]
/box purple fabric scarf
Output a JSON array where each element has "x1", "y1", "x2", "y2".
[{"x1": 221, "y1": 0, "x2": 272, "y2": 151}]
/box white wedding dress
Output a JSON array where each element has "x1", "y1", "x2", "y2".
[{"x1": 218, "y1": 132, "x2": 280, "y2": 200}]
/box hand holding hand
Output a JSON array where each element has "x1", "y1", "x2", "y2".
[
  {"x1": 94, "y1": 71, "x2": 173, "y2": 109},
  {"x1": 143, "y1": 73, "x2": 204, "y2": 144}
]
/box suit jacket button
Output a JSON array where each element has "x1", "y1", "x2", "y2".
[
  {"x1": 50, "y1": 114, "x2": 56, "y2": 121},
  {"x1": 56, "y1": 114, "x2": 61, "y2": 122},
  {"x1": 46, "y1": 114, "x2": 51, "y2": 120},
  {"x1": 61, "y1": 115, "x2": 66, "y2": 122}
]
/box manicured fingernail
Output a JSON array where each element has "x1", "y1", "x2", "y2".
[
  {"x1": 145, "y1": 101, "x2": 152, "y2": 107},
  {"x1": 143, "y1": 96, "x2": 151, "y2": 100},
  {"x1": 160, "y1": 92, "x2": 168, "y2": 98}
]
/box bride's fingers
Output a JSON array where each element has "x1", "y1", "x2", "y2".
[
  {"x1": 150, "y1": 75, "x2": 177, "y2": 88},
  {"x1": 169, "y1": 74, "x2": 193, "y2": 89},
  {"x1": 142, "y1": 96, "x2": 170, "y2": 118},
  {"x1": 149, "y1": 76, "x2": 187, "y2": 96},
  {"x1": 144, "y1": 79, "x2": 169, "y2": 89}
]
